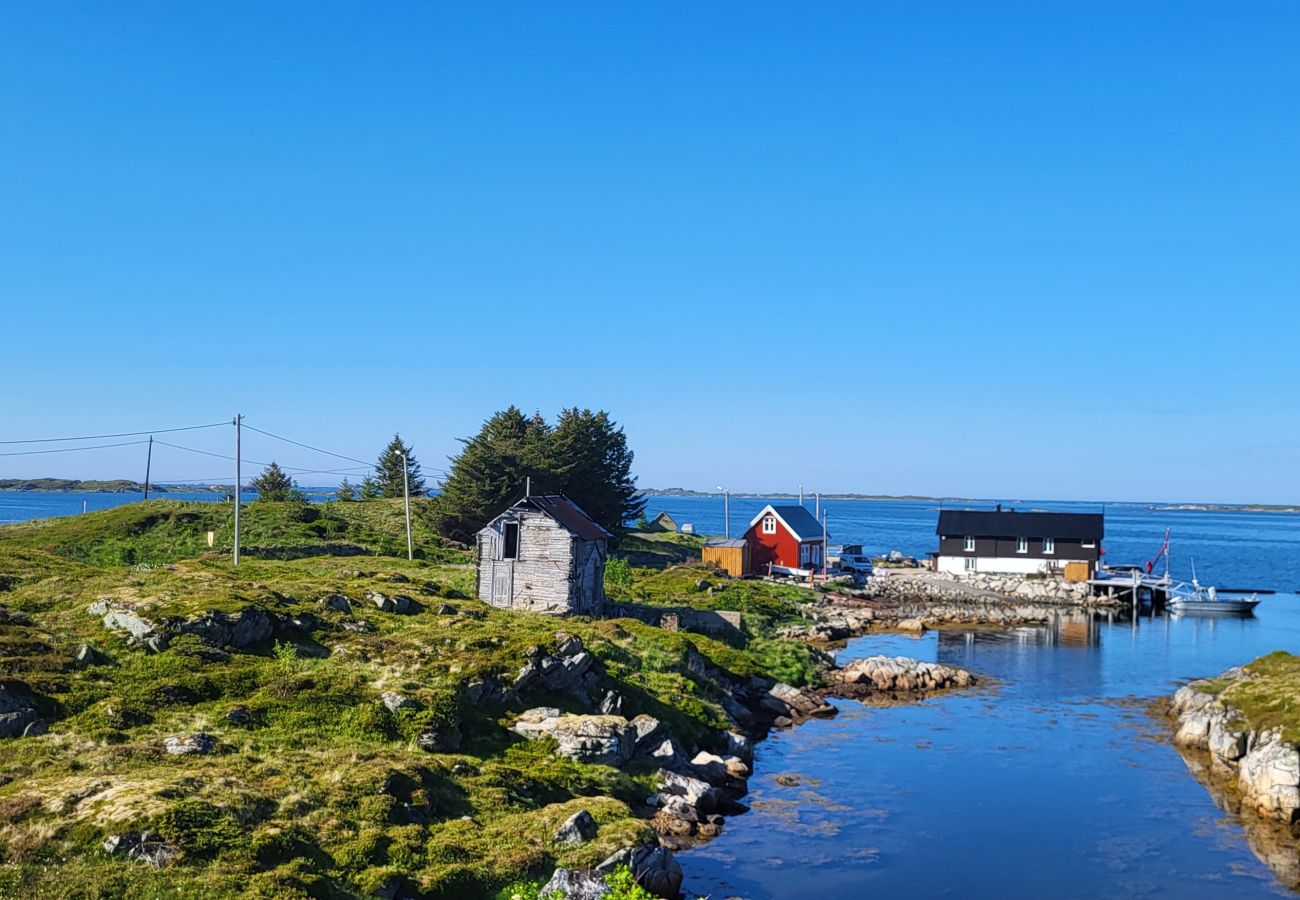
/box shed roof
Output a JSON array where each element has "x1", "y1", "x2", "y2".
[
  {"x1": 936, "y1": 509, "x2": 1104, "y2": 541},
  {"x1": 747, "y1": 504, "x2": 826, "y2": 542},
  {"x1": 704, "y1": 539, "x2": 746, "y2": 548},
  {"x1": 483, "y1": 495, "x2": 611, "y2": 542}
]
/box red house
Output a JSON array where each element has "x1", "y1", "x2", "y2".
[{"x1": 743, "y1": 504, "x2": 827, "y2": 575}]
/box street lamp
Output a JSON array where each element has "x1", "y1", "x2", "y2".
[{"x1": 716, "y1": 485, "x2": 729, "y2": 540}]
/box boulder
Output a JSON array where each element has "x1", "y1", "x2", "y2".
[
  {"x1": 554, "y1": 809, "x2": 599, "y2": 845},
  {"x1": 381, "y1": 692, "x2": 417, "y2": 712},
  {"x1": 91, "y1": 601, "x2": 158, "y2": 642},
  {"x1": 102, "y1": 830, "x2": 179, "y2": 868},
  {"x1": 763, "y1": 683, "x2": 836, "y2": 721},
  {"x1": 512, "y1": 710, "x2": 636, "y2": 766},
  {"x1": 724, "y1": 731, "x2": 753, "y2": 766},
  {"x1": 74, "y1": 643, "x2": 109, "y2": 668},
  {"x1": 163, "y1": 733, "x2": 216, "y2": 755},
  {"x1": 175, "y1": 608, "x2": 274, "y2": 648},
  {"x1": 540, "y1": 868, "x2": 610, "y2": 900},
  {"x1": 656, "y1": 769, "x2": 719, "y2": 815},
  {"x1": 320, "y1": 593, "x2": 353, "y2": 614},
  {"x1": 368, "y1": 592, "x2": 411, "y2": 614},
  {"x1": 830, "y1": 655, "x2": 974, "y2": 694},
  {"x1": 595, "y1": 845, "x2": 683, "y2": 899},
  {"x1": 0, "y1": 687, "x2": 40, "y2": 739},
  {"x1": 599, "y1": 691, "x2": 625, "y2": 717}
]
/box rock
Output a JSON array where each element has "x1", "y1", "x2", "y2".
[
  {"x1": 548, "y1": 716, "x2": 636, "y2": 766},
  {"x1": 689, "y1": 751, "x2": 730, "y2": 785},
  {"x1": 74, "y1": 643, "x2": 108, "y2": 668},
  {"x1": 21, "y1": 720, "x2": 47, "y2": 737},
  {"x1": 381, "y1": 692, "x2": 417, "y2": 712},
  {"x1": 163, "y1": 732, "x2": 216, "y2": 755},
  {"x1": 896, "y1": 617, "x2": 927, "y2": 633},
  {"x1": 540, "y1": 868, "x2": 610, "y2": 900},
  {"x1": 102, "y1": 830, "x2": 179, "y2": 868},
  {"x1": 368, "y1": 592, "x2": 411, "y2": 614},
  {"x1": 555, "y1": 632, "x2": 584, "y2": 658},
  {"x1": 0, "y1": 687, "x2": 40, "y2": 739},
  {"x1": 434, "y1": 603, "x2": 457, "y2": 615},
  {"x1": 417, "y1": 725, "x2": 462, "y2": 752},
  {"x1": 762, "y1": 682, "x2": 836, "y2": 722},
  {"x1": 1239, "y1": 736, "x2": 1300, "y2": 822},
  {"x1": 830, "y1": 656, "x2": 974, "y2": 694},
  {"x1": 724, "y1": 731, "x2": 753, "y2": 766},
  {"x1": 599, "y1": 691, "x2": 625, "y2": 717},
  {"x1": 226, "y1": 706, "x2": 252, "y2": 726},
  {"x1": 98, "y1": 606, "x2": 158, "y2": 641},
  {"x1": 320, "y1": 593, "x2": 353, "y2": 614},
  {"x1": 145, "y1": 635, "x2": 170, "y2": 654},
  {"x1": 342, "y1": 619, "x2": 375, "y2": 633},
  {"x1": 511, "y1": 707, "x2": 563, "y2": 740},
  {"x1": 175, "y1": 608, "x2": 274, "y2": 648},
  {"x1": 554, "y1": 809, "x2": 599, "y2": 845},
  {"x1": 656, "y1": 769, "x2": 719, "y2": 815},
  {"x1": 596, "y1": 845, "x2": 683, "y2": 899}
]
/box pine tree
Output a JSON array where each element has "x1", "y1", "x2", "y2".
[
  {"x1": 374, "y1": 434, "x2": 425, "y2": 499},
  {"x1": 432, "y1": 406, "x2": 642, "y2": 543},
  {"x1": 431, "y1": 407, "x2": 552, "y2": 543},
  {"x1": 359, "y1": 475, "x2": 380, "y2": 500},
  {"x1": 336, "y1": 478, "x2": 356, "y2": 502},
  {"x1": 251, "y1": 461, "x2": 298, "y2": 502},
  {"x1": 549, "y1": 408, "x2": 644, "y2": 539}
]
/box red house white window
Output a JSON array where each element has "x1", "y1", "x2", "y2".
[{"x1": 762, "y1": 515, "x2": 776, "y2": 535}]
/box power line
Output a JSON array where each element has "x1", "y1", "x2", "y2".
[
  {"x1": 0, "y1": 439, "x2": 149, "y2": 457},
  {"x1": 0, "y1": 422, "x2": 226, "y2": 445},
  {"x1": 153, "y1": 439, "x2": 375, "y2": 477},
  {"x1": 241, "y1": 424, "x2": 374, "y2": 467}
]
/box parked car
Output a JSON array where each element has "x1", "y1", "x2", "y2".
[{"x1": 834, "y1": 544, "x2": 874, "y2": 574}]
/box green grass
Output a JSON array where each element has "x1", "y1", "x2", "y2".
[
  {"x1": 0, "y1": 503, "x2": 827, "y2": 898},
  {"x1": 1202, "y1": 652, "x2": 1300, "y2": 744}
]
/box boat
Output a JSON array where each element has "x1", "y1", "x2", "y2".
[
  {"x1": 1168, "y1": 581, "x2": 1260, "y2": 614},
  {"x1": 1167, "y1": 559, "x2": 1260, "y2": 614}
]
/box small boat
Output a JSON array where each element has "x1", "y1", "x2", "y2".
[{"x1": 1168, "y1": 580, "x2": 1260, "y2": 614}]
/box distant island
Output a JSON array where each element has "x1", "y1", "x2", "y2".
[
  {"x1": 0, "y1": 479, "x2": 228, "y2": 494},
  {"x1": 639, "y1": 488, "x2": 1300, "y2": 513}
]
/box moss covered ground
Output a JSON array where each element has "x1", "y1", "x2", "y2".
[
  {"x1": 0, "y1": 501, "x2": 823, "y2": 899},
  {"x1": 1196, "y1": 652, "x2": 1300, "y2": 745}
]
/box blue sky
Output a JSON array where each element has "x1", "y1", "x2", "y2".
[{"x1": 2, "y1": 2, "x2": 1297, "y2": 503}]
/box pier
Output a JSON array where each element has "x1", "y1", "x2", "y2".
[{"x1": 1088, "y1": 570, "x2": 1173, "y2": 607}]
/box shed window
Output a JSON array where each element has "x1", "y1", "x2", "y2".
[
  {"x1": 1016, "y1": 537, "x2": 1028, "y2": 554},
  {"x1": 502, "y1": 522, "x2": 519, "y2": 559},
  {"x1": 763, "y1": 515, "x2": 777, "y2": 535},
  {"x1": 1043, "y1": 537, "x2": 1055, "y2": 555},
  {"x1": 963, "y1": 535, "x2": 975, "y2": 552}
]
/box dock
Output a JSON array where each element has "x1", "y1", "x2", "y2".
[{"x1": 1088, "y1": 570, "x2": 1173, "y2": 607}]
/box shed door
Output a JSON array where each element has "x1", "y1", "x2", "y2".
[{"x1": 492, "y1": 562, "x2": 513, "y2": 605}]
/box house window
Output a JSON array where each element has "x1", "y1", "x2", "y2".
[
  {"x1": 1043, "y1": 537, "x2": 1055, "y2": 555},
  {"x1": 502, "y1": 522, "x2": 519, "y2": 560},
  {"x1": 763, "y1": 515, "x2": 777, "y2": 535},
  {"x1": 800, "y1": 544, "x2": 810, "y2": 565},
  {"x1": 964, "y1": 557, "x2": 977, "y2": 571},
  {"x1": 963, "y1": 535, "x2": 975, "y2": 552},
  {"x1": 1082, "y1": 540, "x2": 1096, "y2": 549},
  {"x1": 1017, "y1": 537, "x2": 1028, "y2": 554}
]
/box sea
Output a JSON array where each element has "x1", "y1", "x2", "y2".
[{"x1": 5, "y1": 491, "x2": 1300, "y2": 895}]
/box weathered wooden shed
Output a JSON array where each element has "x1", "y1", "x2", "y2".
[
  {"x1": 476, "y1": 495, "x2": 611, "y2": 616},
  {"x1": 647, "y1": 511, "x2": 678, "y2": 533},
  {"x1": 702, "y1": 538, "x2": 749, "y2": 578}
]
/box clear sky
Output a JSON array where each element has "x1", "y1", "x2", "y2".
[{"x1": 2, "y1": 2, "x2": 1297, "y2": 503}]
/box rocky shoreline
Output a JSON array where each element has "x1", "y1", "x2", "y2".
[
  {"x1": 1168, "y1": 666, "x2": 1300, "y2": 889},
  {"x1": 511, "y1": 630, "x2": 977, "y2": 897}
]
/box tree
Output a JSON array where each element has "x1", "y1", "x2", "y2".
[
  {"x1": 251, "y1": 461, "x2": 301, "y2": 502},
  {"x1": 548, "y1": 408, "x2": 644, "y2": 538},
  {"x1": 432, "y1": 406, "x2": 643, "y2": 543},
  {"x1": 374, "y1": 434, "x2": 425, "y2": 498},
  {"x1": 359, "y1": 475, "x2": 380, "y2": 500},
  {"x1": 336, "y1": 478, "x2": 356, "y2": 502}
]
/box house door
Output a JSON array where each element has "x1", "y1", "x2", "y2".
[{"x1": 492, "y1": 562, "x2": 513, "y2": 606}]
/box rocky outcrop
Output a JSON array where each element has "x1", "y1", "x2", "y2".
[
  {"x1": 163, "y1": 732, "x2": 216, "y2": 755},
  {"x1": 511, "y1": 709, "x2": 638, "y2": 766},
  {"x1": 514, "y1": 633, "x2": 601, "y2": 701},
  {"x1": 1170, "y1": 670, "x2": 1300, "y2": 824},
  {"x1": 367, "y1": 591, "x2": 411, "y2": 614},
  {"x1": 541, "y1": 868, "x2": 609, "y2": 899},
  {"x1": 89, "y1": 600, "x2": 275, "y2": 650},
  {"x1": 827, "y1": 655, "x2": 975, "y2": 696},
  {"x1": 541, "y1": 843, "x2": 685, "y2": 899},
  {"x1": 0, "y1": 686, "x2": 41, "y2": 738}
]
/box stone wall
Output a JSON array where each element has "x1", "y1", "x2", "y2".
[{"x1": 868, "y1": 570, "x2": 1093, "y2": 606}]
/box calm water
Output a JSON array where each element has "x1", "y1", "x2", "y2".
[
  {"x1": 641, "y1": 496, "x2": 1300, "y2": 897},
  {"x1": 0, "y1": 488, "x2": 339, "y2": 525}
]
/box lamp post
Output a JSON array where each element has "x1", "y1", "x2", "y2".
[
  {"x1": 716, "y1": 485, "x2": 729, "y2": 540},
  {"x1": 400, "y1": 451, "x2": 413, "y2": 561}
]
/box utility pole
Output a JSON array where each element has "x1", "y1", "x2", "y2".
[
  {"x1": 401, "y1": 451, "x2": 413, "y2": 561},
  {"x1": 815, "y1": 492, "x2": 820, "y2": 520},
  {"x1": 821, "y1": 509, "x2": 828, "y2": 580},
  {"x1": 525, "y1": 476, "x2": 531, "y2": 498},
  {"x1": 799, "y1": 483, "x2": 804, "y2": 506},
  {"x1": 143, "y1": 435, "x2": 153, "y2": 500},
  {"x1": 233, "y1": 413, "x2": 242, "y2": 566},
  {"x1": 716, "y1": 485, "x2": 729, "y2": 539}
]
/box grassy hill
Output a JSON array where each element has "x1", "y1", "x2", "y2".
[{"x1": 0, "y1": 501, "x2": 823, "y2": 898}]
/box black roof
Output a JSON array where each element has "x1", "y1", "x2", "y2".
[
  {"x1": 936, "y1": 509, "x2": 1103, "y2": 541},
  {"x1": 520, "y1": 495, "x2": 611, "y2": 542}
]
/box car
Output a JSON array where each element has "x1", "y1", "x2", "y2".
[{"x1": 834, "y1": 544, "x2": 874, "y2": 574}]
